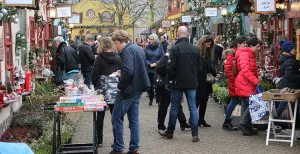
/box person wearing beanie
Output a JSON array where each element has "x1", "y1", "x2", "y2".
[{"x1": 277, "y1": 40, "x2": 300, "y2": 117}]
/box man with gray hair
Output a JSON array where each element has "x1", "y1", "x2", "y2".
[
  {"x1": 54, "y1": 36, "x2": 80, "y2": 85},
  {"x1": 79, "y1": 37, "x2": 95, "y2": 88}
]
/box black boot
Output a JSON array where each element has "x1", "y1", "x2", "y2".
[
  {"x1": 98, "y1": 135, "x2": 103, "y2": 147},
  {"x1": 222, "y1": 119, "x2": 238, "y2": 131},
  {"x1": 199, "y1": 121, "x2": 211, "y2": 127},
  {"x1": 180, "y1": 122, "x2": 191, "y2": 131},
  {"x1": 238, "y1": 124, "x2": 252, "y2": 136}
]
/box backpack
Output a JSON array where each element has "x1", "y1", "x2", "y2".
[{"x1": 232, "y1": 54, "x2": 239, "y2": 77}]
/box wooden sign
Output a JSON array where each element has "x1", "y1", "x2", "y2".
[
  {"x1": 255, "y1": 0, "x2": 276, "y2": 14},
  {"x1": 162, "y1": 20, "x2": 171, "y2": 28},
  {"x1": 296, "y1": 29, "x2": 300, "y2": 60},
  {"x1": 56, "y1": 6, "x2": 72, "y2": 18},
  {"x1": 3, "y1": 0, "x2": 35, "y2": 7},
  {"x1": 205, "y1": 8, "x2": 218, "y2": 17}
]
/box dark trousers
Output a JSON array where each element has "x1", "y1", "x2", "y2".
[
  {"x1": 97, "y1": 104, "x2": 114, "y2": 143},
  {"x1": 148, "y1": 73, "x2": 155, "y2": 101},
  {"x1": 82, "y1": 71, "x2": 92, "y2": 88},
  {"x1": 196, "y1": 92, "x2": 209, "y2": 124},
  {"x1": 157, "y1": 87, "x2": 187, "y2": 130}
]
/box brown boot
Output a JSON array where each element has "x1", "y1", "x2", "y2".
[
  {"x1": 192, "y1": 136, "x2": 200, "y2": 142},
  {"x1": 109, "y1": 150, "x2": 123, "y2": 154},
  {"x1": 158, "y1": 130, "x2": 173, "y2": 139},
  {"x1": 124, "y1": 150, "x2": 139, "y2": 154}
]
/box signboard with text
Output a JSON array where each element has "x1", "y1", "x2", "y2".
[
  {"x1": 255, "y1": 0, "x2": 276, "y2": 14},
  {"x1": 162, "y1": 20, "x2": 171, "y2": 27},
  {"x1": 57, "y1": 6, "x2": 72, "y2": 18},
  {"x1": 181, "y1": 16, "x2": 192, "y2": 23},
  {"x1": 205, "y1": 8, "x2": 218, "y2": 17},
  {"x1": 68, "y1": 14, "x2": 81, "y2": 24},
  {"x1": 3, "y1": 0, "x2": 35, "y2": 7}
]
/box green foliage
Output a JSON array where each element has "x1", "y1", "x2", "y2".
[
  {"x1": 24, "y1": 81, "x2": 63, "y2": 110},
  {"x1": 217, "y1": 76, "x2": 228, "y2": 87},
  {"x1": 213, "y1": 84, "x2": 230, "y2": 104},
  {"x1": 30, "y1": 120, "x2": 74, "y2": 154},
  {"x1": 15, "y1": 32, "x2": 27, "y2": 56},
  {"x1": 260, "y1": 80, "x2": 276, "y2": 92}
]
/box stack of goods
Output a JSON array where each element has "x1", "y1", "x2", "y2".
[{"x1": 54, "y1": 95, "x2": 106, "y2": 112}]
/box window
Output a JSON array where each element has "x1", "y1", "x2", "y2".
[
  {"x1": 102, "y1": 11, "x2": 112, "y2": 22},
  {"x1": 3, "y1": 22, "x2": 13, "y2": 85}
]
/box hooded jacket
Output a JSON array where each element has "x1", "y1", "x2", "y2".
[
  {"x1": 279, "y1": 53, "x2": 300, "y2": 89},
  {"x1": 91, "y1": 52, "x2": 121, "y2": 88},
  {"x1": 55, "y1": 42, "x2": 79, "y2": 73},
  {"x1": 224, "y1": 48, "x2": 237, "y2": 96},
  {"x1": 234, "y1": 47, "x2": 259, "y2": 97}
]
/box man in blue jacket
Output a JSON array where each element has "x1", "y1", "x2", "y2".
[{"x1": 110, "y1": 30, "x2": 150, "y2": 154}]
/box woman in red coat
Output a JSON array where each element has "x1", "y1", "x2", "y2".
[
  {"x1": 235, "y1": 37, "x2": 260, "y2": 136},
  {"x1": 222, "y1": 37, "x2": 247, "y2": 131}
]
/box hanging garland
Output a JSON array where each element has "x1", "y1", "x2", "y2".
[
  {"x1": 207, "y1": 0, "x2": 237, "y2": 6},
  {"x1": 264, "y1": 30, "x2": 274, "y2": 47},
  {"x1": 222, "y1": 11, "x2": 243, "y2": 46},
  {"x1": 0, "y1": 2, "x2": 18, "y2": 23},
  {"x1": 15, "y1": 32, "x2": 27, "y2": 57}
]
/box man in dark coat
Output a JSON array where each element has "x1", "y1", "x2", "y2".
[
  {"x1": 110, "y1": 30, "x2": 150, "y2": 154},
  {"x1": 159, "y1": 26, "x2": 201, "y2": 142},
  {"x1": 54, "y1": 36, "x2": 80, "y2": 85},
  {"x1": 69, "y1": 38, "x2": 78, "y2": 52},
  {"x1": 160, "y1": 35, "x2": 169, "y2": 53},
  {"x1": 79, "y1": 37, "x2": 95, "y2": 88}
]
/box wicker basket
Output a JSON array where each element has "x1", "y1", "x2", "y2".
[{"x1": 262, "y1": 89, "x2": 300, "y2": 102}]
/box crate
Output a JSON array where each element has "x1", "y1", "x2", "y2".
[{"x1": 262, "y1": 89, "x2": 300, "y2": 102}]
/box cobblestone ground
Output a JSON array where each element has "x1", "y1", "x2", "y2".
[{"x1": 72, "y1": 94, "x2": 300, "y2": 154}]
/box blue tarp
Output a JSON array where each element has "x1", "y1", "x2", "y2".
[{"x1": 0, "y1": 142, "x2": 34, "y2": 154}]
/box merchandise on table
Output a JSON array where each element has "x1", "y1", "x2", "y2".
[
  {"x1": 57, "y1": 103, "x2": 85, "y2": 107},
  {"x1": 60, "y1": 96, "x2": 82, "y2": 103},
  {"x1": 84, "y1": 106, "x2": 105, "y2": 111},
  {"x1": 54, "y1": 106, "x2": 84, "y2": 112}
]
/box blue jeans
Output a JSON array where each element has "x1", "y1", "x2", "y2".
[
  {"x1": 167, "y1": 89, "x2": 198, "y2": 136},
  {"x1": 276, "y1": 102, "x2": 287, "y2": 117},
  {"x1": 111, "y1": 92, "x2": 142, "y2": 152},
  {"x1": 82, "y1": 71, "x2": 92, "y2": 88},
  {"x1": 225, "y1": 97, "x2": 239, "y2": 120}
]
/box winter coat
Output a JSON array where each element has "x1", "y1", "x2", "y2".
[
  {"x1": 224, "y1": 48, "x2": 236, "y2": 97},
  {"x1": 214, "y1": 44, "x2": 224, "y2": 63},
  {"x1": 144, "y1": 44, "x2": 164, "y2": 74},
  {"x1": 235, "y1": 47, "x2": 260, "y2": 97},
  {"x1": 79, "y1": 43, "x2": 95, "y2": 72},
  {"x1": 197, "y1": 49, "x2": 217, "y2": 98},
  {"x1": 55, "y1": 42, "x2": 79, "y2": 73},
  {"x1": 91, "y1": 52, "x2": 122, "y2": 88},
  {"x1": 118, "y1": 43, "x2": 151, "y2": 98},
  {"x1": 167, "y1": 37, "x2": 201, "y2": 89},
  {"x1": 279, "y1": 54, "x2": 300, "y2": 89},
  {"x1": 161, "y1": 40, "x2": 169, "y2": 53}
]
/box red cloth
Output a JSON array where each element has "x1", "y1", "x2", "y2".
[
  {"x1": 234, "y1": 47, "x2": 260, "y2": 97},
  {"x1": 224, "y1": 53, "x2": 236, "y2": 97}
]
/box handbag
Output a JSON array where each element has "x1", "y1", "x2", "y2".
[
  {"x1": 231, "y1": 105, "x2": 241, "y2": 117},
  {"x1": 202, "y1": 58, "x2": 217, "y2": 84},
  {"x1": 54, "y1": 65, "x2": 67, "y2": 85},
  {"x1": 54, "y1": 47, "x2": 67, "y2": 85},
  {"x1": 206, "y1": 73, "x2": 216, "y2": 84},
  {"x1": 153, "y1": 74, "x2": 166, "y2": 88}
]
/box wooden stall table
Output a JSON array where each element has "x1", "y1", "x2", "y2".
[{"x1": 262, "y1": 89, "x2": 300, "y2": 147}]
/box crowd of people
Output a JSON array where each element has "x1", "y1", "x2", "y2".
[{"x1": 53, "y1": 26, "x2": 299, "y2": 154}]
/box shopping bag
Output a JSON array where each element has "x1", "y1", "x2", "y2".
[
  {"x1": 231, "y1": 105, "x2": 241, "y2": 117},
  {"x1": 249, "y1": 88, "x2": 269, "y2": 122}
]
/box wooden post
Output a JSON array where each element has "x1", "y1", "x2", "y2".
[{"x1": 297, "y1": 29, "x2": 300, "y2": 60}]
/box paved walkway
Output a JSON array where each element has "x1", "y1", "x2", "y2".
[{"x1": 72, "y1": 94, "x2": 300, "y2": 154}]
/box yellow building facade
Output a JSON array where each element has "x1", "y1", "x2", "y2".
[{"x1": 70, "y1": 0, "x2": 133, "y2": 40}]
